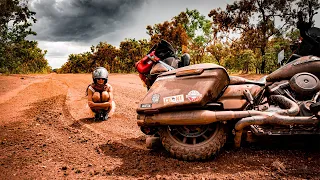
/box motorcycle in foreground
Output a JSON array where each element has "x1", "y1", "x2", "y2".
[{"x1": 135, "y1": 18, "x2": 320, "y2": 161}]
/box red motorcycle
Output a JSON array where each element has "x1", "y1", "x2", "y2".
[{"x1": 135, "y1": 17, "x2": 320, "y2": 161}]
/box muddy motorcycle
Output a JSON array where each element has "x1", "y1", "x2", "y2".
[{"x1": 136, "y1": 25, "x2": 320, "y2": 162}]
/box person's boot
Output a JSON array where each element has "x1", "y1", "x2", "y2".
[
  {"x1": 99, "y1": 111, "x2": 104, "y2": 121},
  {"x1": 94, "y1": 112, "x2": 100, "y2": 121},
  {"x1": 101, "y1": 110, "x2": 109, "y2": 121}
]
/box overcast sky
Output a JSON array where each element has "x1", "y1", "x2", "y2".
[
  {"x1": 27, "y1": 0, "x2": 234, "y2": 68},
  {"x1": 28, "y1": 0, "x2": 320, "y2": 69}
]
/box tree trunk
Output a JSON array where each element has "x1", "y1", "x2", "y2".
[{"x1": 260, "y1": 47, "x2": 266, "y2": 74}]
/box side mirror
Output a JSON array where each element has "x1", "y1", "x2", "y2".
[{"x1": 277, "y1": 50, "x2": 284, "y2": 64}]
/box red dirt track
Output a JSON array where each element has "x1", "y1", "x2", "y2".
[{"x1": 0, "y1": 73, "x2": 319, "y2": 179}]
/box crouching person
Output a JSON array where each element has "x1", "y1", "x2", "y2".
[{"x1": 86, "y1": 67, "x2": 116, "y2": 121}]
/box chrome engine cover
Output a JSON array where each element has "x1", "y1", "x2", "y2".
[{"x1": 289, "y1": 72, "x2": 320, "y2": 95}]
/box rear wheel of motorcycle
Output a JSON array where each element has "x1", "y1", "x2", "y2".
[{"x1": 159, "y1": 122, "x2": 227, "y2": 161}]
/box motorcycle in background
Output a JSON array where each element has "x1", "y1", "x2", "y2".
[{"x1": 135, "y1": 15, "x2": 320, "y2": 161}]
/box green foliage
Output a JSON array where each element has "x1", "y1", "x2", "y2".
[
  {"x1": 58, "y1": 0, "x2": 320, "y2": 75},
  {"x1": 118, "y1": 39, "x2": 149, "y2": 73},
  {"x1": 0, "y1": 40, "x2": 49, "y2": 74},
  {"x1": 58, "y1": 52, "x2": 92, "y2": 73},
  {"x1": 59, "y1": 42, "x2": 118, "y2": 73},
  {"x1": 208, "y1": 0, "x2": 320, "y2": 73},
  {"x1": 146, "y1": 20, "x2": 188, "y2": 54},
  {"x1": 173, "y1": 9, "x2": 213, "y2": 63},
  {"x1": 58, "y1": 39, "x2": 150, "y2": 74},
  {"x1": 175, "y1": 9, "x2": 212, "y2": 40},
  {"x1": 91, "y1": 42, "x2": 118, "y2": 72},
  {"x1": 0, "y1": 0, "x2": 37, "y2": 44},
  {"x1": 223, "y1": 49, "x2": 256, "y2": 73},
  {"x1": 220, "y1": 28, "x2": 299, "y2": 74},
  {"x1": 0, "y1": 0, "x2": 50, "y2": 74},
  {"x1": 206, "y1": 42, "x2": 229, "y2": 65}
]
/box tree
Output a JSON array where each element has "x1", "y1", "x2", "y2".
[
  {"x1": 174, "y1": 9, "x2": 214, "y2": 64},
  {"x1": 208, "y1": 0, "x2": 320, "y2": 73},
  {"x1": 68, "y1": 53, "x2": 92, "y2": 73},
  {"x1": 206, "y1": 41, "x2": 229, "y2": 65},
  {"x1": 118, "y1": 39, "x2": 149, "y2": 73},
  {"x1": 0, "y1": 0, "x2": 36, "y2": 44},
  {"x1": 91, "y1": 42, "x2": 118, "y2": 72},
  {"x1": 1, "y1": 40, "x2": 49, "y2": 73},
  {"x1": 296, "y1": 0, "x2": 320, "y2": 25},
  {"x1": 59, "y1": 52, "x2": 92, "y2": 73},
  {"x1": 146, "y1": 9, "x2": 215, "y2": 64},
  {"x1": 0, "y1": 0, "x2": 50, "y2": 74},
  {"x1": 146, "y1": 19, "x2": 189, "y2": 54},
  {"x1": 219, "y1": 39, "x2": 257, "y2": 73}
]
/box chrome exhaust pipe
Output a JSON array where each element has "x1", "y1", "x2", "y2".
[
  {"x1": 137, "y1": 95, "x2": 299, "y2": 126},
  {"x1": 233, "y1": 95, "x2": 303, "y2": 147},
  {"x1": 137, "y1": 110, "x2": 271, "y2": 126},
  {"x1": 234, "y1": 114, "x2": 319, "y2": 147},
  {"x1": 269, "y1": 95, "x2": 300, "y2": 116}
]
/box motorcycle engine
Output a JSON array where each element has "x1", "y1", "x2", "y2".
[
  {"x1": 254, "y1": 73, "x2": 320, "y2": 136},
  {"x1": 289, "y1": 72, "x2": 320, "y2": 96},
  {"x1": 268, "y1": 72, "x2": 320, "y2": 116}
]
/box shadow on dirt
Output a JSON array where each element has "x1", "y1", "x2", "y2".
[
  {"x1": 243, "y1": 135, "x2": 320, "y2": 150},
  {"x1": 79, "y1": 117, "x2": 97, "y2": 124},
  {"x1": 70, "y1": 117, "x2": 103, "y2": 128},
  {"x1": 98, "y1": 136, "x2": 320, "y2": 179}
]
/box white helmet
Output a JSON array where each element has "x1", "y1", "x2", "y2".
[{"x1": 92, "y1": 67, "x2": 108, "y2": 84}]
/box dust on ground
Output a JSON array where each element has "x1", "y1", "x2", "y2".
[{"x1": 0, "y1": 73, "x2": 319, "y2": 180}]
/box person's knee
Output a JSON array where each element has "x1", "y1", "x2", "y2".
[
  {"x1": 101, "y1": 91, "x2": 110, "y2": 102},
  {"x1": 108, "y1": 101, "x2": 116, "y2": 117},
  {"x1": 92, "y1": 92, "x2": 101, "y2": 102}
]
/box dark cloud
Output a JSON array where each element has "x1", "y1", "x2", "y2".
[{"x1": 30, "y1": 0, "x2": 146, "y2": 42}]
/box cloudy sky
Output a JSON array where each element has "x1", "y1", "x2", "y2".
[
  {"x1": 27, "y1": 0, "x2": 234, "y2": 69},
  {"x1": 28, "y1": 0, "x2": 320, "y2": 69}
]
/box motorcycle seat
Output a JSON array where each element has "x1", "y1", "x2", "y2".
[{"x1": 229, "y1": 75, "x2": 266, "y2": 86}]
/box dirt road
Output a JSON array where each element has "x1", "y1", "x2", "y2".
[{"x1": 0, "y1": 73, "x2": 319, "y2": 179}]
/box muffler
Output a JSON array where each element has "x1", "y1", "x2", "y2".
[
  {"x1": 233, "y1": 95, "x2": 317, "y2": 147},
  {"x1": 234, "y1": 114, "x2": 319, "y2": 147},
  {"x1": 137, "y1": 95, "x2": 299, "y2": 126},
  {"x1": 137, "y1": 110, "x2": 271, "y2": 126}
]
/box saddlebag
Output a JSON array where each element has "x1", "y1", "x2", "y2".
[{"x1": 137, "y1": 63, "x2": 230, "y2": 114}]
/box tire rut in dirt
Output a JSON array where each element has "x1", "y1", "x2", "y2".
[{"x1": 15, "y1": 95, "x2": 114, "y2": 178}]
